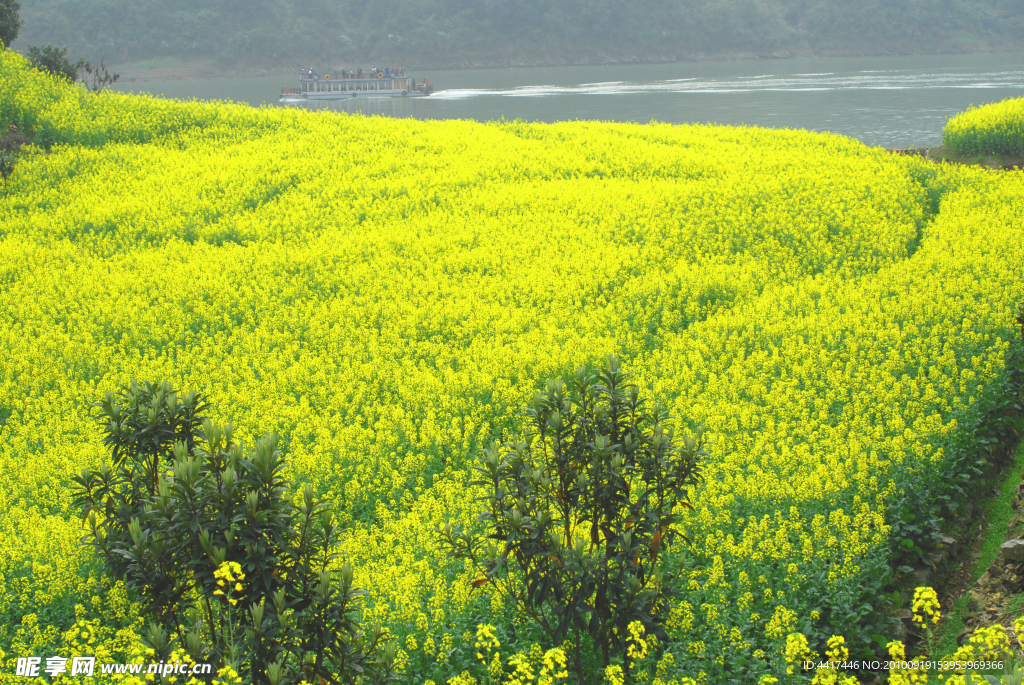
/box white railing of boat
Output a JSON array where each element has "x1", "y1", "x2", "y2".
[{"x1": 283, "y1": 71, "x2": 431, "y2": 96}]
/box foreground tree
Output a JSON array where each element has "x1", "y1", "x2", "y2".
[
  {"x1": 439, "y1": 356, "x2": 705, "y2": 682},
  {"x1": 72, "y1": 380, "x2": 397, "y2": 685},
  {"x1": 0, "y1": 0, "x2": 20, "y2": 49}
]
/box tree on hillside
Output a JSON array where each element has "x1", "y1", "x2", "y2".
[
  {"x1": 10, "y1": 0, "x2": 1024, "y2": 69},
  {"x1": 25, "y1": 44, "x2": 120, "y2": 91},
  {"x1": 0, "y1": 0, "x2": 21, "y2": 48},
  {"x1": 27, "y1": 44, "x2": 78, "y2": 81},
  {"x1": 72, "y1": 380, "x2": 399, "y2": 684},
  {"x1": 439, "y1": 356, "x2": 705, "y2": 682},
  {"x1": 76, "y1": 57, "x2": 120, "y2": 92}
]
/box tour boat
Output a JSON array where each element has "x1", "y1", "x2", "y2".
[{"x1": 280, "y1": 68, "x2": 432, "y2": 101}]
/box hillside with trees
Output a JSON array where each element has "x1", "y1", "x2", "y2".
[{"x1": 8, "y1": 0, "x2": 1024, "y2": 71}]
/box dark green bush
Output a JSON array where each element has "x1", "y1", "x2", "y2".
[
  {"x1": 26, "y1": 44, "x2": 77, "y2": 82},
  {"x1": 439, "y1": 356, "x2": 705, "y2": 682},
  {"x1": 1017, "y1": 300, "x2": 1024, "y2": 344},
  {"x1": 72, "y1": 380, "x2": 397, "y2": 685}
]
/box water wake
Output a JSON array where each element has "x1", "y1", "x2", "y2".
[{"x1": 431, "y1": 69, "x2": 1024, "y2": 100}]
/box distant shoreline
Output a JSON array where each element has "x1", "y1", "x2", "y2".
[
  {"x1": 107, "y1": 62, "x2": 293, "y2": 84},
  {"x1": 105, "y1": 46, "x2": 1024, "y2": 84}
]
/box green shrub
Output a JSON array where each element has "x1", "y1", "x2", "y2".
[
  {"x1": 26, "y1": 44, "x2": 78, "y2": 83},
  {"x1": 439, "y1": 357, "x2": 705, "y2": 681},
  {"x1": 72, "y1": 380, "x2": 398, "y2": 684},
  {"x1": 1017, "y1": 301, "x2": 1024, "y2": 344}
]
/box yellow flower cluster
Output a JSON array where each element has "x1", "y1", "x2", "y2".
[
  {"x1": 784, "y1": 633, "x2": 813, "y2": 676},
  {"x1": 1, "y1": 49, "x2": 1023, "y2": 682},
  {"x1": 604, "y1": 665, "x2": 625, "y2": 685},
  {"x1": 473, "y1": 622, "x2": 505, "y2": 682},
  {"x1": 887, "y1": 640, "x2": 928, "y2": 685},
  {"x1": 943, "y1": 95, "x2": 1024, "y2": 155},
  {"x1": 538, "y1": 648, "x2": 569, "y2": 684},
  {"x1": 447, "y1": 672, "x2": 478, "y2": 685},
  {"x1": 784, "y1": 632, "x2": 857, "y2": 685},
  {"x1": 503, "y1": 644, "x2": 568, "y2": 685},
  {"x1": 212, "y1": 561, "x2": 245, "y2": 606},
  {"x1": 911, "y1": 586, "x2": 941, "y2": 629},
  {"x1": 475, "y1": 623, "x2": 500, "y2": 656},
  {"x1": 627, "y1": 621, "x2": 649, "y2": 661},
  {"x1": 810, "y1": 637, "x2": 858, "y2": 685},
  {"x1": 210, "y1": 665, "x2": 244, "y2": 685},
  {"x1": 890, "y1": 620, "x2": 1022, "y2": 685},
  {"x1": 942, "y1": 624, "x2": 1014, "y2": 683}
]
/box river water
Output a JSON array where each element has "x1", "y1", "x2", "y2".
[{"x1": 112, "y1": 52, "x2": 1024, "y2": 148}]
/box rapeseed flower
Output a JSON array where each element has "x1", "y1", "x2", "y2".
[{"x1": 0, "y1": 46, "x2": 1022, "y2": 683}]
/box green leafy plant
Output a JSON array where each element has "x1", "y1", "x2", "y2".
[
  {"x1": 26, "y1": 44, "x2": 78, "y2": 82},
  {"x1": 997, "y1": 657, "x2": 1024, "y2": 685},
  {"x1": 72, "y1": 380, "x2": 397, "y2": 684},
  {"x1": 439, "y1": 356, "x2": 705, "y2": 682},
  {"x1": 1016, "y1": 300, "x2": 1024, "y2": 344},
  {"x1": 0, "y1": 148, "x2": 17, "y2": 178}
]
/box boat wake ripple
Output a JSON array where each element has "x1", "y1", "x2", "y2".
[{"x1": 431, "y1": 69, "x2": 1024, "y2": 100}]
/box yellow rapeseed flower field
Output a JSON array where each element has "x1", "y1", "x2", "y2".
[{"x1": 1, "y1": 49, "x2": 1023, "y2": 682}]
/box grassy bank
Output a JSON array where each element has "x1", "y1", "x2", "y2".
[{"x1": 934, "y1": 422, "x2": 1024, "y2": 657}]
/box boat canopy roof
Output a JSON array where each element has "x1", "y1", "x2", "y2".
[{"x1": 301, "y1": 67, "x2": 407, "y2": 82}]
